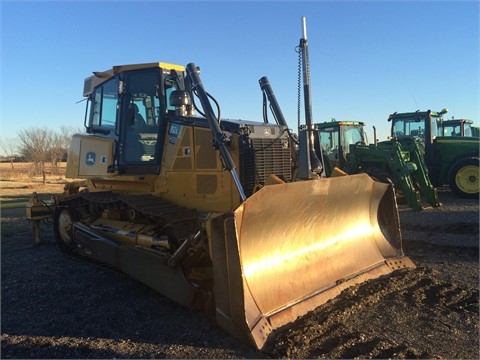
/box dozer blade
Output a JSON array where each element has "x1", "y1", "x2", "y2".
[{"x1": 207, "y1": 173, "x2": 414, "y2": 350}]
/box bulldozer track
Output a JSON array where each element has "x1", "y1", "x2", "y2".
[
  {"x1": 54, "y1": 191, "x2": 202, "y2": 274},
  {"x1": 61, "y1": 191, "x2": 200, "y2": 241},
  {"x1": 61, "y1": 242, "x2": 127, "y2": 278}
]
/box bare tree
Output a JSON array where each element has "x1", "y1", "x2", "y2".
[
  {"x1": 59, "y1": 125, "x2": 82, "y2": 152},
  {"x1": 17, "y1": 127, "x2": 54, "y2": 175},
  {"x1": 49, "y1": 125, "x2": 81, "y2": 173},
  {"x1": 49, "y1": 132, "x2": 64, "y2": 174},
  {"x1": 0, "y1": 137, "x2": 20, "y2": 169},
  {"x1": 17, "y1": 126, "x2": 82, "y2": 175}
]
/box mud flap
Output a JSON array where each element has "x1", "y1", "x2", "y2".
[{"x1": 207, "y1": 173, "x2": 415, "y2": 350}]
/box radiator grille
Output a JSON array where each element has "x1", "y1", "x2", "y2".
[{"x1": 240, "y1": 136, "x2": 292, "y2": 197}]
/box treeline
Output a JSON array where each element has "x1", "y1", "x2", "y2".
[{"x1": 0, "y1": 126, "x2": 82, "y2": 175}]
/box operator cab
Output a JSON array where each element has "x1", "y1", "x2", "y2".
[
  {"x1": 390, "y1": 115, "x2": 428, "y2": 144},
  {"x1": 388, "y1": 109, "x2": 448, "y2": 147},
  {"x1": 440, "y1": 119, "x2": 474, "y2": 137},
  {"x1": 82, "y1": 62, "x2": 195, "y2": 174},
  {"x1": 314, "y1": 121, "x2": 366, "y2": 175}
]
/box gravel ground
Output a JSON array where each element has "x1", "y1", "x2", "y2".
[{"x1": 1, "y1": 186, "x2": 478, "y2": 359}]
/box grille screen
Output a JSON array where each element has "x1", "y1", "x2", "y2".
[{"x1": 240, "y1": 136, "x2": 292, "y2": 197}]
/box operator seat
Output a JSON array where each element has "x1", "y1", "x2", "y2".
[
  {"x1": 125, "y1": 103, "x2": 146, "y2": 161},
  {"x1": 127, "y1": 103, "x2": 147, "y2": 132}
]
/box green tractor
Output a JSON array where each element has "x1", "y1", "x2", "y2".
[
  {"x1": 440, "y1": 118, "x2": 478, "y2": 137},
  {"x1": 312, "y1": 120, "x2": 440, "y2": 210},
  {"x1": 257, "y1": 74, "x2": 439, "y2": 210},
  {"x1": 388, "y1": 109, "x2": 479, "y2": 198}
]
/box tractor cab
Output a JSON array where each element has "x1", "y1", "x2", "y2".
[
  {"x1": 314, "y1": 120, "x2": 366, "y2": 175},
  {"x1": 388, "y1": 109, "x2": 448, "y2": 147},
  {"x1": 440, "y1": 118, "x2": 475, "y2": 137}
]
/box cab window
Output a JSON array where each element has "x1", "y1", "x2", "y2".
[
  {"x1": 341, "y1": 125, "x2": 364, "y2": 156},
  {"x1": 122, "y1": 68, "x2": 162, "y2": 163},
  {"x1": 90, "y1": 78, "x2": 118, "y2": 132},
  {"x1": 319, "y1": 127, "x2": 340, "y2": 162},
  {"x1": 464, "y1": 124, "x2": 473, "y2": 137}
]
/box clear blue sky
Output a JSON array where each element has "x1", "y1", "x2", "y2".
[{"x1": 1, "y1": 0, "x2": 478, "y2": 154}]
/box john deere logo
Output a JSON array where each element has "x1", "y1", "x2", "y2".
[{"x1": 86, "y1": 152, "x2": 96, "y2": 166}]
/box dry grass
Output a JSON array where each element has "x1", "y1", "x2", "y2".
[
  {"x1": 0, "y1": 162, "x2": 67, "y2": 200},
  {"x1": 0, "y1": 163, "x2": 67, "y2": 238}
]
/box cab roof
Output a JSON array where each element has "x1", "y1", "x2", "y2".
[
  {"x1": 315, "y1": 120, "x2": 365, "y2": 129},
  {"x1": 387, "y1": 109, "x2": 448, "y2": 121},
  {"x1": 83, "y1": 61, "x2": 185, "y2": 96}
]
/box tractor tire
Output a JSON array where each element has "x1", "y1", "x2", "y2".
[{"x1": 448, "y1": 157, "x2": 479, "y2": 199}]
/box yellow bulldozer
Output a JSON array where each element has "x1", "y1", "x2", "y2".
[{"x1": 26, "y1": 18, "x2": 414, "y2": 350}]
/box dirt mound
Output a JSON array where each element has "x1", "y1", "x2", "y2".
[{"x1": 266, "y1": 265, "x2": 478, "y2": 359}]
